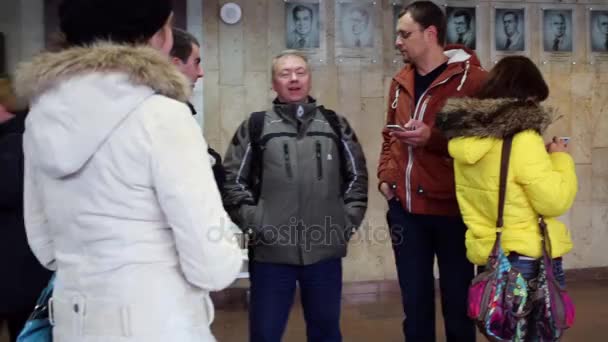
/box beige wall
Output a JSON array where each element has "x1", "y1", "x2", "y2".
[{"x1": 203, "y1": 0, "x2": 608, "y2": 282}]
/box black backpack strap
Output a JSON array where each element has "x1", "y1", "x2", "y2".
[
  {"x1": 247, "y1": 111, "x2": 266, "y2": 203},
  {"x1": 318, "y1": 106, "x2": 343, "y2": 141},
  {"x1": 318, "y1": 106, "x2": 349, "y2": 190}
]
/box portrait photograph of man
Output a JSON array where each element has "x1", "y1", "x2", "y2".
[
  {"x1": 495, "y1": 8, "x2": 525, "y2": 51},
  {"x1": 446, "y1": 7, "x2": 476, "y2": 50},
  {"x1": 591, "y1": 10, "x2": 608, "y2": 53},
  {"x1": 285, "y1": 2, "x2": 320, "y2": 49},
  {"x1": 543, "y1": 9, "x2": 573, "y2": 52},
  {"x1": 338, "y1": 3, "x2": 374, "y2": 48}
]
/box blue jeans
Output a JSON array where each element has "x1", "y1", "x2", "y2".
[
  {"x1": 387, "y1": 198, "x2": 476, "y2": 342},
  {"x1": 248, "y1": 258, "x2": 342, "y2": 342},
  {"x1": 501, "y1": 254, "x2": 566, "y2": 287}
]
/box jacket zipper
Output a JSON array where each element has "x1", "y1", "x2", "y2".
[
  {"x1": 315, "y1": 141, "x2": 323, "y2": 180},
  {"x1": 283, "y1": 143, "x2": 293, "y2": 178},
  {"x1": 404, "y1": 74, "x2": 458, "y2": 212}
]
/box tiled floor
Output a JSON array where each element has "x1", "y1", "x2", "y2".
[
  {"x1": 211, "y1": 279, "x2": 608, "y2": 341},
  {"x1": 2, "y1": 279, "x2": 606, "y2": 342}
]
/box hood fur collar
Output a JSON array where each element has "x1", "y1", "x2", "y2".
[
  {"x1": 436, "y1": 98, "x2": 554, "y2": 139},
  {"x1": 16, "y1": 43, "x2": 191, "y2": 103}
]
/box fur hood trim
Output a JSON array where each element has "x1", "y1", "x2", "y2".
[
  {"x1": 15, "y1": 42, "x2": 191, "y2": 103},
  {"x1": 436, "y1": 97, "x2": 554, "y2": 139}
]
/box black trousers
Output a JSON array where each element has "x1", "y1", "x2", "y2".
[
  {"x1": 0, "y1": 311, "x2": 29, "y2": 342},
  {"x1": 387, "y1": 198, "x2": 476, "y2": 342}
]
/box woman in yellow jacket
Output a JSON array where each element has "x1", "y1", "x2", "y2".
[{"x1": 436, "y1": 56, "x2": 577, "y2": 289}]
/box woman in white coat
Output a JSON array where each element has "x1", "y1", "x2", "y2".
[{"x1": 15, "y1": 0, "x2": 243, "y2": 341}]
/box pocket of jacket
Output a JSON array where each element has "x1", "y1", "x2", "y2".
[
  {"x1": 415, "y1": 184, "x2": 456, "y2": 200},
  {"x1": 315, "y1": 140, "x2": 323, "y2": 180},
  {"x1": 240, "y1": 200, "x2": 265, "y2": 232},
  {"x1": 283, "y1": 143, "x2": 293, "y2": 179}
]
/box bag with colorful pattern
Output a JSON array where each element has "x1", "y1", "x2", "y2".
[
  {"x1": 467, "y1": 136, "x2": 531, "y2": 341},
  {"x1": 529, "y1": 217, "x2": 576, "y2": 340}
]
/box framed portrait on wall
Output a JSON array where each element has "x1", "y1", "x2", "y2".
[
  {"x1": 542, "y1": 9, "x2": 573, "y2": 53},
  {"x1": 446, "y1": 6, "x2": 476, "y2": 50},
  {"x1": 335, "y1": 0, "x2": 380, "y2": 60},
  {"x1": 590, "y1": 10, "x2": 608, "y2": 53},
  {"x1": 494, "y1": 8, "x2": 525, "y2": 52},
  {"x1": 285, "y1": 2, "x2": 321, "y2": 49},
  {"x1": 338, "y1": 2, "x2": 374, "y2": 48}
]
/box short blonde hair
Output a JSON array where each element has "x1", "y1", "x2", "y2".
[{"x1": 271, "y1": 50, "x2": 310, "y2": 78}]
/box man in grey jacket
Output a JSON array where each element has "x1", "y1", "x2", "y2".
[{"x1": 223, "y1": 50, "x2": 368, "y2": 342}]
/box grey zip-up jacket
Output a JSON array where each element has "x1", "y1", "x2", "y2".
[{"x1": 223, "y1": 99, "x2": 368, "y2": 265}]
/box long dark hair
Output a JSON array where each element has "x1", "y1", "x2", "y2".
[{"x1": 475, "y1": 56, "x2": 549, "y2": 101}]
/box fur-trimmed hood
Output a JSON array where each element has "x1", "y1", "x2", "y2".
[
  {"x1": 436, "y1": 97, "x2": 554, "y2": 140},
  {"x1": 16, "y1": 43, "x2": 190, "y2": 103},
  {"x1": 15, "y1": 43, "x2": 191, "y2": 178}
]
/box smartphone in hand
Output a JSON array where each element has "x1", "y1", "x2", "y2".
[{"x1": 387, "y1": 124, "x2": 415, "y2": 132}]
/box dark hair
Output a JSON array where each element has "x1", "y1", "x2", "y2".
[
  {"x1": 475, "y1": 56, "x2": 549, "y2": 101},
  {"x1": 453, "y1": 9, "x2": 472, "y2": 29},
  {"x1": 503, "y1": 11, "x2": 519, "y2": 23},
  {"x1": 400, "y1": 1, "x2": 446, "y2": 45},
  {"x1": 170, "y1": 28, "x2": 199, "y2": 63},
  {"x1": 59, "y1": 0, "x2": 172, "y2": 46},
  {"x1": 292, "y1": 5, "x2": 313, "y2": 21}
]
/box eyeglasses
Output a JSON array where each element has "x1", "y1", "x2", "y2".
[{"x1": 395, "y1": 29, "x2": 424, "y2": 41}]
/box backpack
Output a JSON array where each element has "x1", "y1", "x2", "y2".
[{"x1": 247, "y1": 106, "x2": 346, "y2": 202}]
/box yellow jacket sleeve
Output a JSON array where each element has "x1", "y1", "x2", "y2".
[{"x1": 514, "y1": 131, "x2": 577, "y2": 217}]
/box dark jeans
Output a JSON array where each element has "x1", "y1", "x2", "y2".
[
  {"x1": 387, "y1": 198, "x2": 476, "y2": 342},
  {"x1": 0, "y1": 311, "x2": 29, "y2": 342},
  {"x1": 249, "y1": 258, "x2": 342, "y2": 342},
  {"x1": 503, "y1": 254, "x2": 566, "y2": 287}
]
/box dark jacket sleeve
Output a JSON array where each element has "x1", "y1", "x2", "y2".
[
  {"x1": 222, "y1": 119, "x2": 259, "y2": 232},
  {"x1": 207, "y1": 147, "x2": 225, "y2": 194},
  {"x1": 339, "y1": 116, "x2": 369, "y2": 235}
]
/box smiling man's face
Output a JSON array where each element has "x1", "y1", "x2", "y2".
[{"x1": 272, "y1": 55, "x2": 311, "y2": 103}]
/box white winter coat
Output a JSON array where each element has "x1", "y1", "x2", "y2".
[{"x1": 15, "y1": 43, "x2": 243, "y2": 342}]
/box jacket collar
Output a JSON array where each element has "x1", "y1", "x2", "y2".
[
  {"x1": 436, "y1": 97, "x2": 554, "y2": 139},
  {"x1": 15, "y1": 42, "x2": 191, "y2": 103},
  {"x1": 272, "y1": 96, "x2": 319, "y2": 124}
]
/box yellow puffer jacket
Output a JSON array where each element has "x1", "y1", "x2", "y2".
[{"x1": 436, "y1": 98, "x2": 577, "y2": 265}]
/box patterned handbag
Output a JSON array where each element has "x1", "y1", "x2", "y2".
[
  {"x1": 467, "y1": 136, "x2": 530, "y2": 341},
  {"x1": 529, "y1": 217, "x2": 576, "y2": 340}
]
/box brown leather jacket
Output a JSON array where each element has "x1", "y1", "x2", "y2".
[{"x1": 378, "y1": 46, "x2": 487, "y2": 216}]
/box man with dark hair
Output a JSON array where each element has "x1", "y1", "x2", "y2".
[
  {"x1": 378, "y1": 1, "x2": 486, "y2": 340},
  {"x1": 451, "y1": 9, "x2": 475, "y2": 49},
  {"x1": 170, "y1": 28, "x2": 203, "y2": 87},
  {"x1": 170, "y1": 28, "x2": 225, "y2": 192},
  {"x1": 287, "y1": 5, "x2": 319, "y2": 49},
  {"x1": 501, "y1": 11, "x2": 524, "y2": 51}
]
